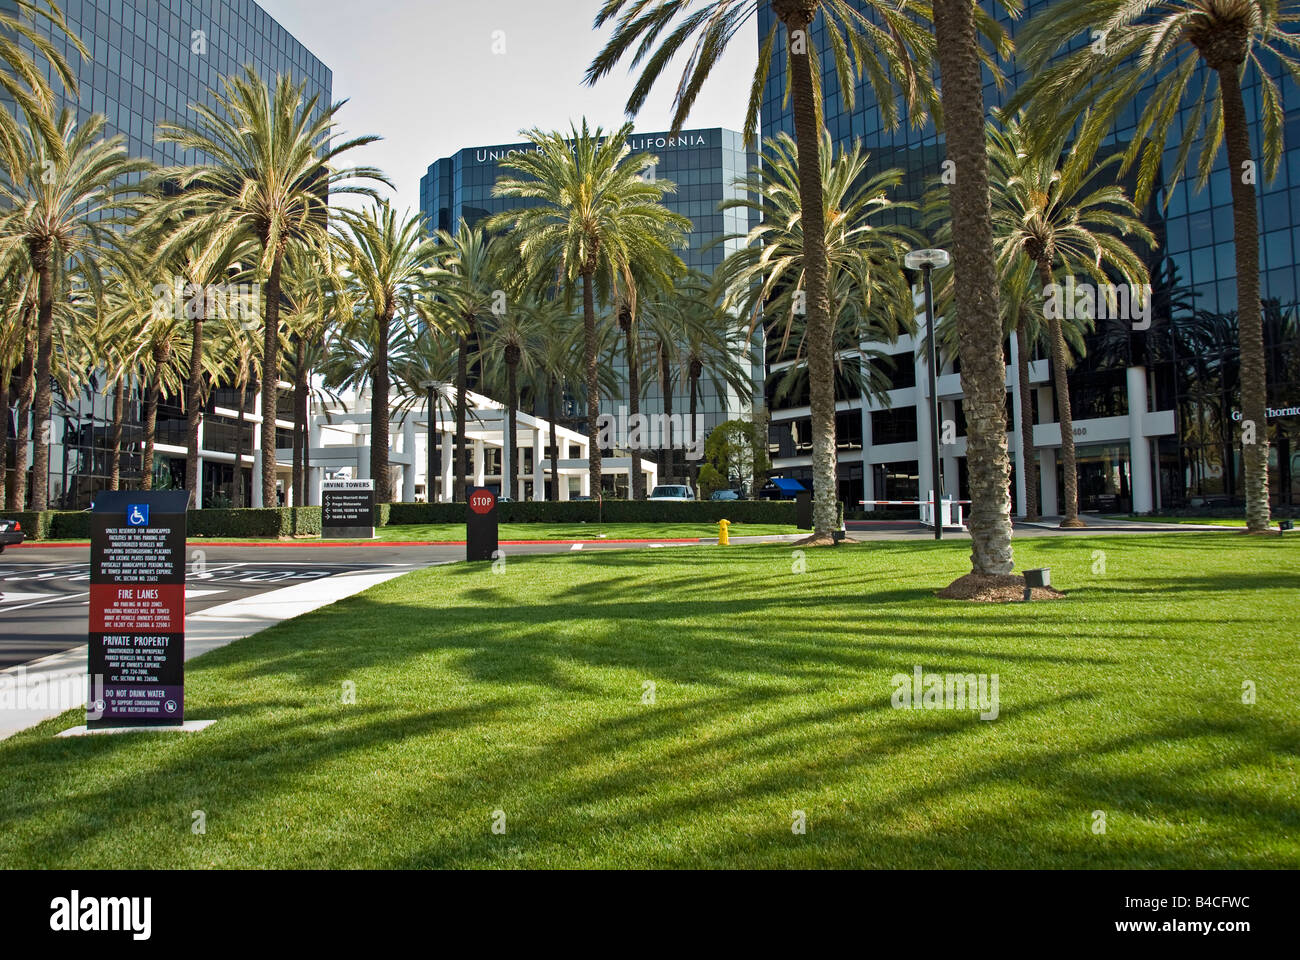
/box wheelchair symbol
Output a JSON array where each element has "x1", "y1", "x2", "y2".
[{"x1": 127, "y1": 504, "x2": 149, "y2": 526}]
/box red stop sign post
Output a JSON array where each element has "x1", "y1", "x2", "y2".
[{"x1": 466, "y1": 486, "x2": 498, "y2": 561}]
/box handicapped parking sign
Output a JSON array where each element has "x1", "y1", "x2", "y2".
[{"x1": 127, "y1": 503, "x2": 149, "y2": 526}]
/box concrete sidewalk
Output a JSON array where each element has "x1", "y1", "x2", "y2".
[{"x1": 0, "y1": 564, "x2": 422, "y2": 740}]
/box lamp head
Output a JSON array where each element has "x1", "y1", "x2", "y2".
[{"x1": 904, "y1": 248, "x2": 951, "y2": 271}]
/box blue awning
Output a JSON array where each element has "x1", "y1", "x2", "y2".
[{"x1": 768, "y1": 477, "x2": 806, "y2": 493}]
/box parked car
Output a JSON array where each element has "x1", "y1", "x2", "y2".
[
  {"x1": 0, "y1": 517, "x2": 24, "y2": 552},
  {"x1": 648, "y1": 484, "x2": 695, "y2": 501},
  {"x1": 710, "y1": 489, "x2": 740, "y2": 501}
]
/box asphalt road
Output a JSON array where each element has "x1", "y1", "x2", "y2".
[{"x1": 0, "y1": 537, "x2": 708, "y2": 670}]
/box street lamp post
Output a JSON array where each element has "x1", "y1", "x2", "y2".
[
  {"x1": 904, "y1": 248, "x2": 950, "y2": 541},
  {"x1": 420, "y1": 380, "x2": 440, "y2": 503}
]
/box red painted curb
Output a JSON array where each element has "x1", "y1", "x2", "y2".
[{"x1": 10, "y1": 537, "x2": 703, "y2": 549}]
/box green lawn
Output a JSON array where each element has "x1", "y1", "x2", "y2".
[
  {"x1": 367, "y1": 521, "x2": 798, "y2": 542},
  {"x1": 1106, "y1": 515, "x2": 1249, "y2": 527},
  {"x1": 3, "y1": 532, "x2": 1296, "y2": 868}
]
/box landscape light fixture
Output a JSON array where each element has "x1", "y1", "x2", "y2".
[
  {"x1": 1022, "y1": 567, "x2": 1051, "y2": 602},
  {"x1": 904, "y1": 248, "x2": 949, "y2": 539},
  {"x1": 1280, "y1": 519, "x2": 1293, "y2": 536}
]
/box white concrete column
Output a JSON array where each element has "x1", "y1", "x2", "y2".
[
  {"x1": 1036, "y1": 386, "x2": 1057, "y2": 516},
  {"x1": 579, "y1": 470, "x2": 590, "y2": 497},
  {"x1": 473, "y1": 441, "x2": 485, "y2": 487},
  {"x1": 307, "y1": 416, "x2": 322, "y2": 505},
  {"x1": 502, "y1": 417, "x2": 513, "y2": 500},
  {"x1": 251, "y1": 450, "x2": 264, "y2": 507},
  {"x1": 1127, "y1": 365, "x2": 1153, "y2": 513},
  {"x1": 1010, "y1": 334, "x2": 1028, "y2": 517},
  {"x1": 441, "y1": 433, "x2": 454, "y2": 500},
  {"x1": 532, "y1": 429, "x2": 544, "y2": 500},
  {"x1": 916, "y1": 373, "x2": 934, "y2": 511},
  {"x1": 402, "y1": 417, "x2": 416, "y2": 502}
]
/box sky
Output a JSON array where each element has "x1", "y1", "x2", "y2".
[{"x1": 256, "y1": 0, "x2": 760, "y2": 213}]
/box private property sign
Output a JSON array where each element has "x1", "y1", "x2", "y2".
[
  {"x1": 87, "y1": 490, "x2": 189, "y2": 728},
  {"x1": 322, "y1": 478, "x2": 375, "y2": 539}
]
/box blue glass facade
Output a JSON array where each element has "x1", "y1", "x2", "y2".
[
  {"x1": 420, "y1": 127, "x2": 764, "y2": 447},
  {"x1": 757, "y1": 1, "x2": 1300, "y2": 512},
  {"x1": 2, "y1": 0, "x2": 331, "y2": 508}
]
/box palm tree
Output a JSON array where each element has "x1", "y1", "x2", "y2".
[
  {"x1": 1012, "y1": 0, "x2": 1300, "y2": 532},
  {"x1": 588, "y1": 0, "x2": 937, "y2": 540},
  {"x1": 279, "y1": 241, "x2": 341, "y2": 505},
  {"x1": 152, "y1": 66, "x2": 387, "y2": 507},
  {"x1": 529, "y1": 313, "x2": 585, "y2": 500},
  {"x1": 333, "y1": 203, "x2": 439, "y2": 503},
  {"x1": 426, "y1": 221, "x2": 505, "y2": 501},
  {"x1": 487, "y1": 121, "x2": 689, "y2": 499},
  {"x1": 0, "y1": 1, "x2": 83, "y2": 170},
  {"x1": 715, "y1": 132, "x2": 917, "y2": 521},
  {"x1": 922, "y1": 0, "x2": 1021, "y2": 576},
  {"x1": 389, "y1": 323, "x2": 458, "y2": 502},
  {"x1": 675, "y1": 276, "x2": 755, "y2": 489},
  {"x1": 986, "y1": 111, "x2": 1153, "y2": 526},
  {"x1": 477, "y1": 294, "x2": 551, "y2": 499},
  {"x1": 0, "y1": 108, "x2": 151, "y2": 510}
]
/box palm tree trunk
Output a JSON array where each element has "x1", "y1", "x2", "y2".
[
  {"x1": 109, "y1": 377, "x2": 126, "y2": 491},
  {"x1": 582, "y1": 268, "x2": 602, "y2": 497},
  {"x1": 28, "y1": 244, "x2": 54, "y2": 511},
  {"x1": 8, "y1": 315, "x2": 34, "y2": 510},
  {"x1": 371, "y1": 311, "x2": 392, "y2": 502},
  {"x1": 623, "y1": 310, "x2": 645, "y2": 499},
  {"x1": 1039, "y1": 259, "x2": 1082, "y2": 526},
  {"x1": 933, "y1": 0, "x2": 1015, "y2": 574},
  {"x1": 292, "y1": 336, "x2": 305, "y2": 506},
  {"x1": 301, "y1": 363, "x2": 311, "y2": 506},
  {"x1": 1016, "y1": 324, "x2": 1039, "y2": 521},
  {"x1": 455, "y1": 324, "x2": 470, "y2": 501},
  {"x1": 260, "y1": 252, "x2": 283, "y2": 506},
  {"x1": 234, "y1": 368, "x2": 248, "y2": 508},
  {"x1": 1217, "y1": 65, "x2": 1269, "y2": 531},
  {"x1": 506, "y1": 355, "x2": 519, "y2": 500},
  {"x1": 186, "y1": 316, "x2": 204, "y2": 508},
  {"x1": 549, "y1": 374, "x2": 560, "y2": 499},
  {"x1": 0, "y1": 360, "x2": 9, "y2": 507},
  {"x1": 689, "y1": 361, "x2": 701, "y2": 491},
  {"x1": 142, "y1": 352, "x2": 164, "y2": 491},
  {"x1": 658, "y1": 341, "x2": 673, "y2": 483},
  {"x1": 779, "y1": 5, "x2": 837, "y2": 543}
]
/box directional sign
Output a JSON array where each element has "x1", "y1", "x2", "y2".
[{"x1": 322, "y1": 478, "x2": 375, "y2": 539}]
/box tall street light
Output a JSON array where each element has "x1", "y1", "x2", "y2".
[{"x1": 904, "y1": 248, "x2": 950, "y2": 541}]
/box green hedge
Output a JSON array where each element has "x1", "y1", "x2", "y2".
[
  {"x1": 0, "y1": 510, "x2": 48, "y2": 540},
  {"x1": 187, "y1": 506, "x2": 320, "y2": 539},
  {"x1": 386, "y1": 499, "x2": 800, "y2": 525},
  {"x1": 3, "y1": 500, "x2": 819, "y2": 540}
]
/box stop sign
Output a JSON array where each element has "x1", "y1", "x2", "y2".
[{"x1": 469, "y1": 489, "x2": 496, "y2": 515}]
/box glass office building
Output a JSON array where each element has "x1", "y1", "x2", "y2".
[
  {"x1": 420, "y1": 127, "x2": 763, "y2": 487},
  {"x1": 757, "y1": 0, "x2": 1300, "y2": 513},
  {"x1": 2, "y1": 0, "x2": 331, "y2": 508}
]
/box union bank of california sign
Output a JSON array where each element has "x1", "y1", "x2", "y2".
[{"x1": 472, "y1": 132, "x2": 710, "y2": 164}]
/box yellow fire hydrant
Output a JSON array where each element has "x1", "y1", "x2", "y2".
[{"x1": 718, "y1": 518, "x2": 731, "y2": 546}]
